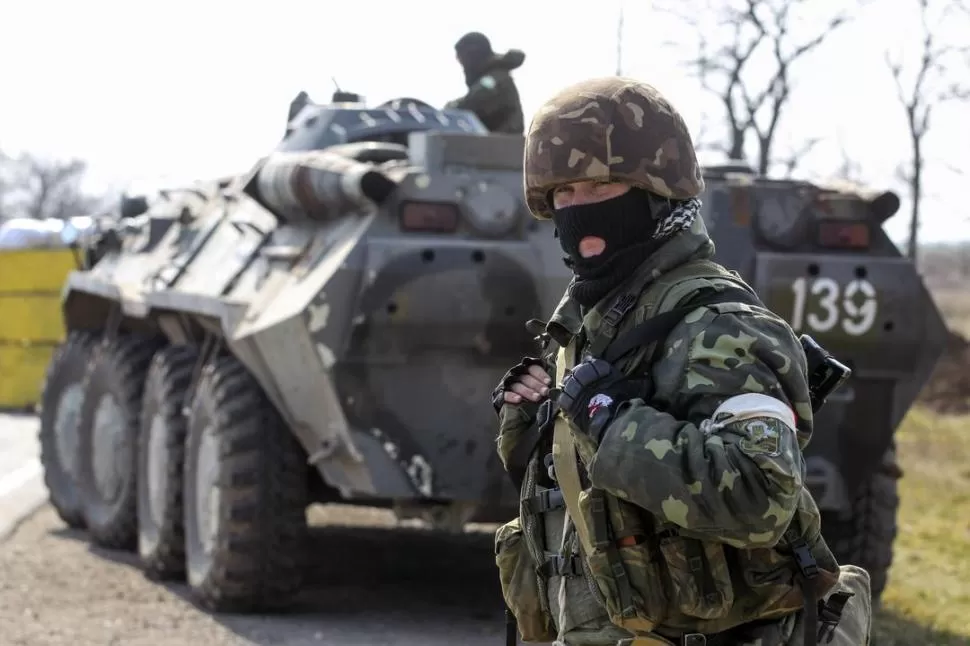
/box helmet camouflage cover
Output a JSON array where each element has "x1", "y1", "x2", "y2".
[{"x1": 524, "y1": 76, "x2": 705, "y2": 219}]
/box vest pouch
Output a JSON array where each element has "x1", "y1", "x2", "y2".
[
  {"x1": 576, "y1": 489, "x2": 669, "y2": 632},
  {"x1": 737, "y1": 565, "x2": 872, "y2": 646},
  {"x1": 656, "y1": 528, "x2": 735, "y2": 620},
  {"x1": 799, "y1": 564, "x2": 872, "y2": 646},
  {"x1": 494, "y1": 517, "x2": 556, "y2": 642},
  {"x1": 733, "y1": 491, "x2": 841, "y2": 618}
]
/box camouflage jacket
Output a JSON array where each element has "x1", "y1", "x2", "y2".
[
  {"x1": 446, "y1": 50, "x2": 525, "y2": 135},
  {"x1": 494, "y1": 216, "x2": 840, "y2": 645}
]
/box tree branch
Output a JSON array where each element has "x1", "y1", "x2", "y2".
[
  {"x1": 657, "y1": 0, "x2": 860, "y2": 175},
  {"x1": 0, "y1": 152, "x2": 102, "y2": 221},
  {"x1": 886, "y1": 0, "x2": 970, "y2": 264},
  {"x1": 776, "y1": 136, "x2": 822, "y2": 178}
]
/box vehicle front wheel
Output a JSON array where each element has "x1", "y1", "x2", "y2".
[
  {"x1": 38, "y1": 330, "x2": 101, "y2": 529},
  {"x1": 183, "y1": 355, "x2": 309, "y2": 612}
]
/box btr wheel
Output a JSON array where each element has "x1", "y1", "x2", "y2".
[
  {"x1": 38, "y1": 330, "x2": 101, "y2": 529},
  {"x1": 76, "y1": 335, "x2": 161, "y2": 550},
  {"x1": 821, "y1": 447, "x2": 900, "y2": 604},
  {"x1": 183, "y1": 355, "x2": 309, "y2": 612},
  {"x1": 137, "y1": 345, "x2": 199, "y2": 580}
]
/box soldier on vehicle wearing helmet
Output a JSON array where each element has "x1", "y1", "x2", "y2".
[
  {"x1": 444, "y1": 31, "x2": 525, "y2": 135},
  {"x1": 491, "y1": 77, "x2": 873, "y2": 645}
]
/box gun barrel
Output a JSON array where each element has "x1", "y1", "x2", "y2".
[{"x1": 257, "y1": 151, "x2": 398, "y2": 222}]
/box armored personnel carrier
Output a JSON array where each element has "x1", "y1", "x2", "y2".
[
  {"x1": 40, "y1": 93, "x2": 564, "y2": 612},
  {"x1": 38, "y1": 91, "x2": 946, "y2": 613},
  {"x1": 695, "y1": 169, "x2": 947, "y2": 600}
]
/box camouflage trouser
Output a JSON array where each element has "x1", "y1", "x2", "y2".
[{"x1": 614, "y1": 565, "x2": 872, "y2": 646}]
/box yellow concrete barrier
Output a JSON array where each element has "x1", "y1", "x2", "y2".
[{"x1": 0, "y1": 248, "x2": 79, "y2": 409}]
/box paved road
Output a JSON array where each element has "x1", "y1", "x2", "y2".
[
  {"x1": 0, "y1": 412, "x2": 537, "y2": 646},
  {"x1": 0, "y1": 412, "x2": 47, "y2": 539},
  {"x1": 2, "y1": 506, "x2": 519, "y2": 646}
]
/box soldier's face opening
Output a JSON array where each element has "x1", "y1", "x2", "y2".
[{"x1": 551, "y1": 180, "x2": 631, "y2": 258}]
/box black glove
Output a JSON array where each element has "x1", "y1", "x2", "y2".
[
  {"x1": 558, "y1": 358, "x2": 641, "y2": 439},
  {"x1": 491, "y1": 356, "x2": 550, "y2": 416}
]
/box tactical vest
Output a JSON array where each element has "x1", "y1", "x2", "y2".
[{"x1": 495, "y1": 258, "x2": 842, "y2": 646}]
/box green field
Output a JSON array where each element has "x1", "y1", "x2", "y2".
[{"x1": 871, "y1": 407, "x2": 970, "y2": 645}]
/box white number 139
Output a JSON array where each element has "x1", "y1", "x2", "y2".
[{"x1": 790, "y1": 277, "x2": 878, "y2": 336}]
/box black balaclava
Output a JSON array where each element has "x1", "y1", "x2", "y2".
[
  {"x1": 552, "y1": 187, "x2": 668, "y2": 308},
  {"x1": 455, "y1": 32, "x2": 494, "y2": 87}
]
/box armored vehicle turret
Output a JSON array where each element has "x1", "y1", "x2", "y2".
[{"x1": 38, "y1": 92, "x2": 947, "y2": 613}]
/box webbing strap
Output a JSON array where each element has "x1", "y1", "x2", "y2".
[
  {"x1": 552, "y1": 338, "x2": 643, "y2": 623},
  {"x1": 602, "y1": 284, "x2": 763, "y2": 366},
  {"x1": 551, "y1": 337, "x2": 595, "y2": 558},
  {"x1": 505, "y1": 606, "x2": 517, "y2": 646},
  {"x1": 524, "y1": 488, "x2": 565, "y2": 514},
  {"x1": 589, "y1": 488, "x2": 637, "y2": 618},
  {"x1": 585, "y1": 259, "x2": 728, "y2": 359},
  {"x1": 784, "y1": 524, "x2": 822, "y2": 646}
]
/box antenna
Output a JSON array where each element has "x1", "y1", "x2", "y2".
[
  {"x1": 331, "y1": 76, "x2": 341, "y2": 91},
  {"x1": 615, "y1": 3, "x2": 624, "y2": 76}
]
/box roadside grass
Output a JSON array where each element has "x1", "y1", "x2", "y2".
[
  {"x1": 871, "y1": 406, "x2": 970, "y2": 645},
  {"x1": 931, "y1": 286, "x2": 970, "y2": 338}
]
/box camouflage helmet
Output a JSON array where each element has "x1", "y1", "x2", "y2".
[{"x1": 523, "y1": 76, "x2": 705, "y2": 220}]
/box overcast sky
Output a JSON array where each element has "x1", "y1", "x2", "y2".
[{"x1": 1, "y1": 0, "x2": 967, "y2": 244}]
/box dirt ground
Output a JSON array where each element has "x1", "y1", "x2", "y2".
[
  {"x1": 917, "y1": 328, "x2": 970, "y2": 414},
  {"x1": 0, "y1": 504, "x2": 525, "y2": 646},
  {"x1": 3, "y1": 293, "x2": 965, "y2": 646}
]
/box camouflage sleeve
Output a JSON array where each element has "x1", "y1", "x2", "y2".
[
  {"x1": 496, "y1": 404, "x2": 538, "y2": 470},
  {"x1": 585, "y1": 304, "x2": 814, "y2": 549},
  {"x1": 496, "y1": 348, "x2": 560, "y2": 470},
  {"x1": 450, "y1": 72, "x2": 514, "y2": 121}
]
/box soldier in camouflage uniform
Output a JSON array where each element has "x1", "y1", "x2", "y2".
[
  {"x1": 444, "y1": 31, "x2": 525, "y2": 135},
  {"x1": 490, "y1": 77, "x2": 873, "y2": 646}
]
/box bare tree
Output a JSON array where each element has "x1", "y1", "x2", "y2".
[
  {"x1": 658, "y1": 0, "x2": 861, "y2": 176},
  {"x1": 886, "y1": 0, "x2": 970, "y2": 263},
  {"x1": 834, "y1": 138, "x2": 864, "y2": 182},
  {"x1": 616, "y1": 4, "x2": 625, "y2": 76},
  {"x1": 0, "y1": 150, "x2": 18, "y2": 220},
  {"x1": 0, "y1": 152, "x2": 103, "y2": 220}
]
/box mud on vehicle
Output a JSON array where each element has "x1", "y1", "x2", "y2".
[{"x1": 37, "y1": 94, "x2": 947, "y2": 613}]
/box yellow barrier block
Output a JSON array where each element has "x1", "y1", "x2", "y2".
[
  {"x1": 0, "y1": 344, "x2": 57, "y2": 409},
  {"x1": 0, "y1": 295, "x2": 67, "y2": 343},
  {"x1": 0, "y1": 248, "x2": 78, "y2": 293},
  {"x1": 0, "y1": 248, "x2": 78, "y2": 408}
]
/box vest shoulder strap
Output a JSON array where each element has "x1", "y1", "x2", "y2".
[
  {"x1": 601, "y1": 277, "x2": 763, "y2": 366},
  {"x1": 587, "y1": 259, "x2": 731, "y2": 356}
]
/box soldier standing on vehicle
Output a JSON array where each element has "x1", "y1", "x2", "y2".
[
  {"x1": 490, "y1": 76, "x2": 873, "y2": 646},
  {"x1": 444, "y1": 31, "x2": 525, "y2": 135},
  {"x1": 283, "y1": 90, "x2": 312, "y2": 137}
]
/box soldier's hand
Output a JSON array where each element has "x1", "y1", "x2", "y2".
[
  {"x1": 558, "y1": 358, "x2": 629, "y2": 438},
  {"x1": 491, "y1": 357, "x2": 553, "y2": 413}
]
